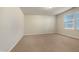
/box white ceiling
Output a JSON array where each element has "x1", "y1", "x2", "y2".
[{"x1": 20, "y1": 7, "x2": 72, "y2": 15}]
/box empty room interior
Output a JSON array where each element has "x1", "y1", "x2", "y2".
[{"x1": 0, "y1": 7, "x2": 79, "y2": 52}]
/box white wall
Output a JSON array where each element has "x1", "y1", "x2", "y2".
[
  {"x1": 24, "y1": 15, "x2": 56, "y2": 35},
  {"x1": 57, "y1": 8, "x2": 79, "y2": 39},
  {"x1": 0, "y1": 7, "x2": 24, "y2": 51}
]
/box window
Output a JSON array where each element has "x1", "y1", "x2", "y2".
[
  {"x1": 64, "y1": 14, "x2": 74, "y2": 29},
  {"x1": 64, "y1": 12, "x2": 79, "y2": 31},
  {"x1": 75, "y1": 13, "x2": 79, "y2": 30},
  {"x1": 76, "y1": 20, "x2": 79, "y2": 30}
]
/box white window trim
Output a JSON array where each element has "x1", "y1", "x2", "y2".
[
  {"x1": 73, "y1": 13, "x2": 79, "y2": 31},
  {"x1": 64, "y1": 27, "x2": 74, "y2": 30},
  {"x1": 64, "y1": 13, "x2": 75, "y2": 30},
  {"x1": 64, "y1": 13, "x2": 79, "y2": 31}
]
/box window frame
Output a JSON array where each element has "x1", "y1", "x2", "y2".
[
  {"x1": 64, "y1": 13, "x2": 75, "y2": 30},
  {"x1": 75, "y1": 12, "x2": 79, "y2": 31},
  {"x1": 64, "y1": 12, "x2": 79, "y2": 31}
]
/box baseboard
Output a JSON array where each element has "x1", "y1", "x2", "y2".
[
  {"x1": 8, "y1": 34, "x2": 24, "y2": 52},
  {"x1": 8, "y1": 33, "x2": 56, "y2": 52},
  {"x1": 58, "y1": 33, "x2": 79, "y2": 39},
  {"x1": 8, "y1": 33, "x2": 79, "y2": 51},
  {"x1": 24, "y1": 32, "x2": 56, "y2": 36}
]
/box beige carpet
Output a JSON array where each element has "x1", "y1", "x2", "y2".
[{"x1": 11, "y1": 34, "x2": 79, "y2": 52}]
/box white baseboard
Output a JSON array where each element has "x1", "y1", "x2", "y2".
[
  {"x1": 8, "y1": 32, "x2": 79, "y2": 51},
  {"x1": 58, "y1": 33, "x2": 79, "y2": 39},
  {"x1": 8, "y1": 34, "x2": 24, "y2": 52},
  {"x1": 8, "y1": 32, "x2": 55, "y2": 52},
  {"x1": 24, "y1": 32, "x2": 56, "y2": 36}
]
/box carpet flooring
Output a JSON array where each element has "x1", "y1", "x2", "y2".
[{"x1": 11, "y1": 34, "x2": 79, "y2": 52}]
